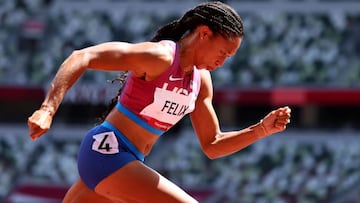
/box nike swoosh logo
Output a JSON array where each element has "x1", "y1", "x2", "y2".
[{"x1": 169, "y1": 75, "x2": 183, "y2": 81}]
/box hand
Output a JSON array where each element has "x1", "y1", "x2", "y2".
[
  {"x1": 28, "y1": 108, "x2": 53, "y2": 140},
  {"x1": 260, "y1": 106, "x2": 291, "y2": 136}
]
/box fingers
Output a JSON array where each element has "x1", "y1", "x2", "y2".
[
  {"x1": 276, "y1": 118, "x2": 290, "y2": 127},
  {"x1": 277, "y1": 106, "x2": 291, "y2": 116},
  {"x1": 275, "y1": 121, "x2": 286, "y2": 130},
  {"x1": 274, "y1": 106, "x2": 291, "y2": 131},
  {"x1": 28, "y1": 121, "x2": 48, "y2": 140},
  {"x1": 28, "y1": 126, "x2": 49, "y2": 140},
  {"x1": 261, "y1": 106, "x2": 292, "y2": 135},
  {"x1": 28, "y1": 118, "x2": 44, "y2": 140},
  {"x1": 29, "y1": 131, "x2": 43, "y2": 141},
  {"x1": 277, "y1": 106, "x2": 291, "y2": 122}
]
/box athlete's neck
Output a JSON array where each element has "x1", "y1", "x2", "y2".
[{"x1": 178, "y1": 39, "x2": 196, "y2": 74}]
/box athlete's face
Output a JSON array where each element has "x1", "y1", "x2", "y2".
[{"x1": 195, "y1": 27, "x2": 242, "y2": 71}]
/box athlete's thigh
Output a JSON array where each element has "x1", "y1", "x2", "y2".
[
  {"x1": 63, "y1": 178, "x2": 117, "y2": 203},
  {"x1": 95, "y1": 160, "x2": 198, "y2": 203}
]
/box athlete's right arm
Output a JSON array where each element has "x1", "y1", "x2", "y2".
[{"x1": 28, "y1": 41, "x2": 174, "y2": 140}]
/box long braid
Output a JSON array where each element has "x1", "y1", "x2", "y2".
[
  {"x1": 151, "y1": 1, "x2": 244, "y2": 42},
  {"x1": 95, "y1": 71, "x2": 128, "y2": 125}
]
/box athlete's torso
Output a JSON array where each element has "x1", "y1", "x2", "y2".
[{"x1": 106, "y1": 40, "x2": 201, "y2": 155}]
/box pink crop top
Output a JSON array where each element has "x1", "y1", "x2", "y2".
[{"x1": 119, "y1": 40, "x2": 201, "y2": 132}]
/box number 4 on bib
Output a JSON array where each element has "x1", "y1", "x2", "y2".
[{"x1": 92, "y1": 132, "x2": 119, "y2": 154}]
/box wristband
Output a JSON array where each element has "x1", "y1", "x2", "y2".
[{"x1": 259, "y1": 119, "x2": 268, "y2": 137}]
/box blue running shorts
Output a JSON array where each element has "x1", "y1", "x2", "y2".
[{"x1": 78, "y1": 121, "x2": 145, "y2": 190}]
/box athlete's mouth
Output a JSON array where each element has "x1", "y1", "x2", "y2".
[{"x1": 215, "y1": 61, "x2": 221, "y2": 67}]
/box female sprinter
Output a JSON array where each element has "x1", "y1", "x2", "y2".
[{"x1": 28, "y1": 1, "x2": 291, "y2": 202}]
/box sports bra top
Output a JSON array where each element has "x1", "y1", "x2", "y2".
[{"x1": 118, "y1": 40, "x2": 201, "y2": 134}]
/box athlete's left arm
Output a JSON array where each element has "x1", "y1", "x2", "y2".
[{"x1": 190, "y1": 70, "x2": 291, "y2": 159}]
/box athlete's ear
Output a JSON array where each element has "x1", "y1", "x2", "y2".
[{"x1": 197, "y1": 25, "x2": 213, "y2": 40}]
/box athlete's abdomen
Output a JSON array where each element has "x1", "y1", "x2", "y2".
[{"x1": 105, "y1": 106, "x2": 159, "y2": 156}]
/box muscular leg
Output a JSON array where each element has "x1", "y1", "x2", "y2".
[
  {"x1": 95, "y1": 161, "x2": 198, "y2": 203},
  {"x1": 63, "y1": 178, "x2": 117, "y2": 203}
]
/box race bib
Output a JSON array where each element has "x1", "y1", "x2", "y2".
[
  {"x1": 92, "y1": 131, "x2": 119, "y2": 154},
  {"x1": 140, "y1": 86, "x2": 196, "y2": 125}
]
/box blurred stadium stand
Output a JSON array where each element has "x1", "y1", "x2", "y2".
[{"x1": 1, "y1": 0, "x2": 360, "y2": 202}]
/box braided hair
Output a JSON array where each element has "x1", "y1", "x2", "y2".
[
  {"x1": 151, "y1": 1, "x2": 244, "y2": 42},
  {"x1": 96, "y1": 1, "x2": 244, "y2": 124}
]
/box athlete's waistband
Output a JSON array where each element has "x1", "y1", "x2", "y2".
[
  {"x1": 116, "y1": 102, "x2": 165, "y2": 136},
  {"x1": 101, "y1": 121, "x2": 145, "y2": 161}
]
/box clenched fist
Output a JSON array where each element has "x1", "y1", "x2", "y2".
[
  {"x1": 28, "y1": 108, "x2": 53, "y2": 140},
  {"x1": 260, "y1": 106, "x2": 291, "y2": 136}
]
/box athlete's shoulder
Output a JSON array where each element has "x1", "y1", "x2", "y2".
[
  {"x1": 157, "y1": 40, "x2": 177, "y2": 62},
  {"x1": 137, "y1": 41, "x2": 176, "y2": 67}
]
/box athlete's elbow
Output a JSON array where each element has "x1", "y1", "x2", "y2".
[
  {"x1": 202, "y1": 144, "x2": 222, "y2": 160},
  {"x1": 63, "y1": 48, "x2": 92, "y2": 71},
  {"x1": 69, "y1": 49, "x2": 84, "y2": 60},
  {"x1": 71, "y1": 50, "x2": 90, "y2": 67}
]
